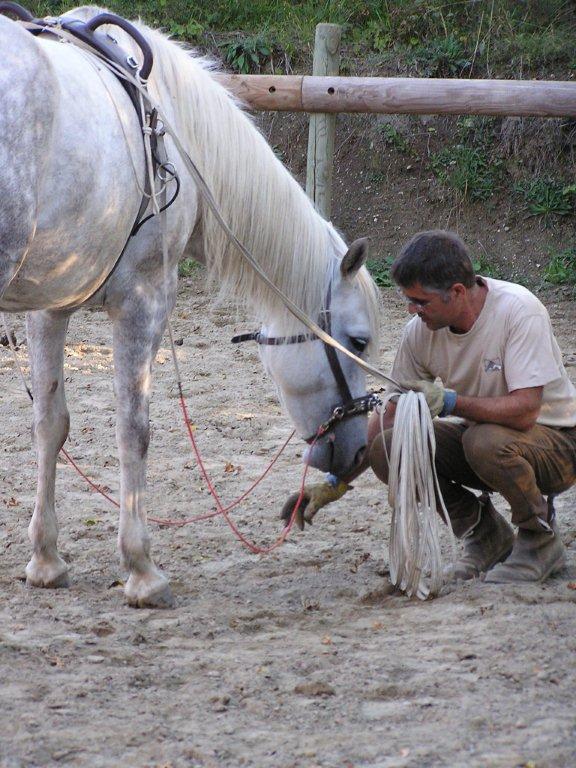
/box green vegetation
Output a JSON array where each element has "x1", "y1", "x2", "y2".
[
  {"x1": 178, "y1": 257, "x2": 202, "y2": 278},
  {"x1": 366, "y1": 256, "x2": 395, "y2": 288},
  {"x1": 410, "y1": 36, "x2": 472, "y2": 78},
  {"x1": 221, "y1": 35, "x2": 273, "y2": 74},
  {"x1": 431, "y1": 145, "x2": 502, "y2": 202},
  {"x1": 429, "y1": 116, "x2": 504, "y2": 202},
  {"x1": 544, "y1": 248, "x2": 576, "y2": 286},
  {"x1": 472, "y1": 257, "x2": 502, "y2": 280},
  {"x1": 515, "y1": 179, "x2": 576, "y2": 223},
  {"x1": 379, "y1": 123, "x2": 412, "y2": 154}
]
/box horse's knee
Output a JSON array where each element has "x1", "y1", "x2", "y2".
[{"x1": 32, "y1": 408, "x2": 70, "y2": 451}]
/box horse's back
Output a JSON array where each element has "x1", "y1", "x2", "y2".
[
  {"x1": 0, "y1": 17, "x2": 58, "y2": 299},
  {"x1": 0, "y1": 17, "x2": 146, "y2": 311}
]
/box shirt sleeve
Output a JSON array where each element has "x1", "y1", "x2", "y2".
[
  {"x1": 504, "y1": 313, "x2": 563, "y2": 391},
  {"x1": 390, "y1": 323, "x2": 434, "y2": 384}
]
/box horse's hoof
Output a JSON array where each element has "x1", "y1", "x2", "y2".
[
  {"x1": 124, "y1": 573, "x2": 175, "y2": 609},
  {"x1": 25, "y1": 557, "x2": 70, "y2": 589}
]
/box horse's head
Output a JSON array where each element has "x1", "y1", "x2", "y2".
[{"x1": 259, "y1": 238, "x2": 380, "y2": 479}]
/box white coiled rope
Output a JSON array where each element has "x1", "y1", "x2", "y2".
[{"x1": 381, "y1": 390, "x2": 456, "y2": 599}]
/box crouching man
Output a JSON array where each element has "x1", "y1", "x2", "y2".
[{"x1": 288, "y1": 230, "x2": 576, "y2": 583}]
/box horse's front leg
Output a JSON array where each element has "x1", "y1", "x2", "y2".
[
  {"x1": 111, "y1": 293, "x2": 174, "y2": 608},
  {"x1": 25, "y1": 311, "x2": 71, "y2": 588}
]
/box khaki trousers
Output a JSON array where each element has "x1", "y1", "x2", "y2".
[{"x1": 369, "y1": 420, "x2": 576, "y2": 529}]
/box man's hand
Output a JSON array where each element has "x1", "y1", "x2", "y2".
[
  {"x1": 280, "y1": 478, "x2": 351, "y2": 530},
  {"x1": 400, "y1": 379, "x2": 457, "y2": 418}
]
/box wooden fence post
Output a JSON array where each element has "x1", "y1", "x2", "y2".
[{"x1": 306, "y1": 24, "x2": 342, "y2": 219}]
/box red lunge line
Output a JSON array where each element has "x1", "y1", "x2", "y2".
[
  {"x1": 177, "y1": 386, "x2": 317, "y2": 553},
  {"x1": 60, "y1": 387, "x2": 319, "y2": 552}
]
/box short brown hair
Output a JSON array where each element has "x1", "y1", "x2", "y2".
[{"x1": 391, "y1": 230, "x2": 476, "y2": 291}]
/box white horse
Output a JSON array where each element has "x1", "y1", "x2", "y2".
[{"x1": 0, "y1": 6, "x2": 380, "y2": 607}]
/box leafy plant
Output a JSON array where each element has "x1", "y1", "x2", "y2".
[
  {"x1": 544, "y1": 248, "x2": 576, "y2": 285},
  {"x1": 222, "y1": 36, "x2": 272, "y2": 74},
  {"x1": 168, "y1": 19, "x2": 204, "y2": 41},
  {"x1": 379, "y1": 123, "x2": 411, "y2": 153},
  {"x1": 411, "y1": 36, "x2": 472, "y2": 78},
  {"x1": 366, "y1": 256, "x2": 395, "y2": 288},
  {"x1": 431, "y1": 145, "x2": 501, "y2": 201},
  {"x1": 456, "y1": 116, "x2": 495, "y2": 146},
  {"x1": 515, "y1": 178, "x2": 575, "y2": 222},
  {"x1": 178, "y1": 257, "x2": 202, "y2": 278},
  {"x1": 472, "y1": 257, "x2": 502, "y2": 279}
]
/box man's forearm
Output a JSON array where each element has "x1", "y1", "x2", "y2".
[{"x1": 452, "y1": 391, "x2": 541, "y2": 431}]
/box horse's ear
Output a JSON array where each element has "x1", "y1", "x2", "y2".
[{"x1": 340, "y1": 238, "x2": 369, "y2": 280}]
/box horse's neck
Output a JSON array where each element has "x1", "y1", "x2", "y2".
[
  {"x1": 152, "y1": 43, "x2": 337, "y2": 325},
  {"x1": 203, "y1": 122, "x2": 334, "y2": 325}
]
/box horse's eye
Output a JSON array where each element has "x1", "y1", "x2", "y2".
[{"x1": 350, "y1": 337, "x2": 368, "y2": 353}]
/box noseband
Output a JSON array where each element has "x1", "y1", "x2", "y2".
[{"x1": 231, "y1": 284, "x2": 381, "y2": 442}]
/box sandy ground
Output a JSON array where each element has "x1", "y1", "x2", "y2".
[{"x1": 1, "y1": 279, "x2": 575, "y2": 768}]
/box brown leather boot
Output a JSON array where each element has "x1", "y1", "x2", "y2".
[
  {"x1": 484, "y1": 517, "x2": 566, "y2": 583},
  {"x1": 448, "y1": 495, "x2": 515, "y2": 581}
]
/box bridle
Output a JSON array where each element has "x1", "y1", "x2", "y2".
[{"x1": 232, "y1": 282, "x2": 382, "y2": 442}]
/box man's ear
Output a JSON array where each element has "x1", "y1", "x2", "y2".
[
  {"x1": 340, "y1": 238, "x2": 369, "y2": 280},
  {"x1": 451, "y1": 282, "x2": 467, "y2": 299}
]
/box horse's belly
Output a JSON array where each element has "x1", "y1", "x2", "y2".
[{"x1": 0, "y1": 33, "x2": 145, "y2": 311}]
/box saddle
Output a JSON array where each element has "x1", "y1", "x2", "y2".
[{"x1": 0, "y1": 2, "x2": 152, "y2": 109}]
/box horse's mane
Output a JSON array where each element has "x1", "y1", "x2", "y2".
[{"x1": 68, "y1": 7, "x2": 380, "y2": 347}]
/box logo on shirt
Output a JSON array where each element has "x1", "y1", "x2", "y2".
[{"x1": 484, "y1": 357, "x2": 502, "y2": 373}]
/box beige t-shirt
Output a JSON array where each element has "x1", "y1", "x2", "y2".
[{"x1": 390, "y1": 277, "x2": 576, "y2": 428}]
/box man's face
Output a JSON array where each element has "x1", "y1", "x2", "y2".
[{"x1": 396, "y1": 282, "x2": 456, "y2": 330}]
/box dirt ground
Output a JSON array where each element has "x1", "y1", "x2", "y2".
[{"x1": 1, "y1": 277, "x2": 576, "y2": 768}]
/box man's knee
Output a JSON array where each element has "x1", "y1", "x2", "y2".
[
  {"x1": 462, "y1": 423, "x2": 516, "y2": 475},
  {"x1": 368, "y1": 431, "x2": 393, "y2": 484}
]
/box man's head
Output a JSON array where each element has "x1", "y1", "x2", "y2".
[
  {"x1": 391, "y1": 230, "x2": 479, "y2": 332},
  {"x1": 391, "y1": 230, "x2": 475, "y2": 291}
]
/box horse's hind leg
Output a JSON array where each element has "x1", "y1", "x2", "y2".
[
  {"x1": 25, "y1": 311, "x2": 71, "y2": 588},
  {"x1": 110, "y1": 292, "x2": 174, "y2": 608}
]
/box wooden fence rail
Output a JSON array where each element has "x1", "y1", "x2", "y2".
[{"x1": 213, "y1": 74, "x2": 576, "y2": 117}]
